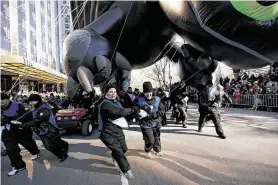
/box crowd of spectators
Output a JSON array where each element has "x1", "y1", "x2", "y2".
[{"x1": 220, "y1": 72, "x2": 278, "y2": 96}]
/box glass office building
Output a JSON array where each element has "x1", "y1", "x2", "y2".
[{"x1": 1, "y1": 0, "x2": 72, "y2": 92}]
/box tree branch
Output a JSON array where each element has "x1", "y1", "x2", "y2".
[{"x1": 144, "y1": 71, "x2": 159, "y2": 82}]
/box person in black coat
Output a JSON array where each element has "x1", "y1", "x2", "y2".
[
  {"x1": 99, "y1": 84, "x2": 140, "y2": 180},
  {"x1": 1, "y1": 93, "x2": 39, "y2": 176},
  {"x1": 197, "y1": 82, "x2": 231, "y2": 139},
  {"x1": 13, "y1": 94, "x2": 69, "y2": 163},
  {"x1": 136, "y1": 82, "x2": 165, "y2": 158},
  {"x1": 174, "y1": 92, "x2": 189, "y2": 128}
]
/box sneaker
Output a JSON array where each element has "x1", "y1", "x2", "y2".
[
  {"x1": 156, "y1": 152, "x2": 163, "y2": 156},
  {"x1": 197, "y1": 128, "x2": 202, "y2": 132},
  {"x1": 8, "y1": 167, "x2": 26, "y2": 176},
  {"x1": 59, "y1": 154, "x2": 68, "y2": 163},
  {"x1": 182, "y1": 123, "x2": 187, "y2": 128},
  {"x1": 124, "y1": 170, "x2": 134, "y2": 180},
  {"x1": 31, "y1": 154, "x2": 40, "y2": 160},
  {"x1": 219, "y1": 135, "x2": 227, "y2": 139},
  {"x1": 146, "y1": 152, "x2": 152, "y2": 159}
]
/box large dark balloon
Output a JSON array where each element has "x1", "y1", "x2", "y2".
[
  {"x1": 159, "y1": 0, "x2": 278, "y2": 69},
  {"x1": 64, "y1": 1, "x2": 278, "y2": 98}
]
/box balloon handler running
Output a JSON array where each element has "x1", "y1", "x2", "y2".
[
  {"x1": 98, "y1": 84, "x2": 141, "y2": 180},
  {"x1": 1, "y1": 93, "x2": 40, "y2": 176},
  {"x1": 197, "y1": 81, "x2": 232, "y2": 139},
  {"x1": 11, "y1": 94, "x2": 69, "y2": 163},
  {"x1": 136, "y1": 82, "x2": 165, "y2": 158}
]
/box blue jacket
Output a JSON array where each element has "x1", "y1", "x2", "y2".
[
  {"x1": 33, "y1": 103, "x2": 58, "y2": 135},
  {"x1": 1, "y1": 101, "x2": 33, "y2": 128},
  {"x1": 136, "y1": 95, "x2": 164, "y2": 128}
]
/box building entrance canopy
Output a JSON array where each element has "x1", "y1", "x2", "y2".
[{"x1": 0, "y1": 55, "x2": 67, "y2": 84}]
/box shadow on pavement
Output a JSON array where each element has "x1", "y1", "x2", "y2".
[
  {"x1": 126, "y1": 149, "x2": 278, "y2": 185},
  {"x1": 128, "y1": 126, "x2": 219, "y2": 139},
  {"x1": 33, "y1": 143, "x2": 118, "y2": 176}
]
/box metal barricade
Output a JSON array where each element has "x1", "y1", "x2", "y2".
[{"x1": 226, "y1": 94, "x2": 278, "y2": 111}]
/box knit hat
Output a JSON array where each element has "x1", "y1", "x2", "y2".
[
  {"x1": 1, "y1": 93, "x2": 10, "y2": 100},
  {"x1": 104, "y1": 83, "x2": 117, "y2": 94},
  {"x1": 143, "y1": 82, "x2": 153, "y2": 93},
  {"x1": 206, "y1": 80, "x2": 213, "y2": 86},
  {"x1": 28, "y1": 94, "x2": 42, "y2": 102}
]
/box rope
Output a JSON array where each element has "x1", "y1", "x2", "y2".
[
  {"x1": 110, "y1": 1, "x2": 134, "y2": 62},
  {"x1": 63, "y1": 0, "x2": 88, "y2": 41}
]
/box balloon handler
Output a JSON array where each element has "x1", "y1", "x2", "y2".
[
  {"x1": 1, "y1": 93, "x2": 40, "y2": 176},
  {"x1": 136, "y1": 82, "x2": 165, "y2": 159},
  {"x1": 98, "y1": 84, "x2": 141, "y2": 180},
  {"x1": 11, "y1": 94, "x2": 69, "y2": 163},
  {"x1": 173, "y1": 92, "x2": 189, "y2": 128},
  {"x1": 197, "y1": 82, "x2": 232, "y2": 139}
]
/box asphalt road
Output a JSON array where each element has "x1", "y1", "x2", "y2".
[{"x1": 1, "y1": 104, "x2": 278, "y2": 185}]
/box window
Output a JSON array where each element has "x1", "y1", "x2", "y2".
[
  {"x1": 18, "y1": 39, "x2": 26, "y2": 51},
  {"x1": 3, "y1": 27, "x2": 10, "y2": 40},
  {"x1": 19, "y1": 20, "x2": 26, "y2": 30},
  {"x1": 30, "y1": 18, "x2": 36, "y2": 29},
  {"x1": 32, "y1": 11, "x2": 35, "y2": 18},
  {"x1": 30, "y1": 10, "x2": 36, "y2": 26},
  {"x1": 32, "y1": 53, "x2": 37, "y2": 63},
  {"x1": 41, "y1": 15, "x2": 45, "y2": 24},
  {"x1": 30, "y1": 1, "x2": 35, "y2": 6},
  {"x1": 31, "y1": 45, "x2": 36, "y2": 54},
  {"x1": 1, "y1": 38, "x2": 11, "y2": 52},
  {"x1": 19, "y1": 1, "x2": 25, "y2": 12},
  {"x1": 2, "y1": 3, "x2": 10, "y2": 18},
  {"x1": 18, "y1": 48, "x2": 27, "y2": 58},
  {"x1": 41, "y1": 1, "x2": 44, "y2": 8}
]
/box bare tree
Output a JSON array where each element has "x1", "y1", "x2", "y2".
[{"x1": 144, "y1": 58, "x2": 170, "y2": 87}]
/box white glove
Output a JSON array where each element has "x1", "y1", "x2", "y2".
[
  {"x1": 11, "y1": 120, "x2": 22, "y2": 125},
  {"x1": 137, "y1": 109, "x2": 148, "y2": 119},
  {"x1": 149, "y1": 105, "x2": 154, "y2": 110}
]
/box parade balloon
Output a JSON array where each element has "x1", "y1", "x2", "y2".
[{"x1": 64, "y1": 1, "x2": 278, "y2": 98}]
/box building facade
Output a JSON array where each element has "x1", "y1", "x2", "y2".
[{"x1": 1, "y1": 0, "x2": 72, "y2": 92}]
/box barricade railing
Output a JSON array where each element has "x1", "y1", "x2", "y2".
[{"x1": 225, "y1": 94, "x2": 278, "y2": 110}]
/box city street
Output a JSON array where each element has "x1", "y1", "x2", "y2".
[{"x1": 1, "y1": 104, "x2": 278, "y2": 185}]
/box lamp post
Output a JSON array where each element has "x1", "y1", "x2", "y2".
[{"x1": 169, "y1": 61, "x2": 171, "y2": 88}]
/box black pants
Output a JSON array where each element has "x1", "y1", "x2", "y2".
[
  {"x1": 2, "y1": 127, "x2": 39, "y2": 169},
  {"x1": 205, "y1": 114, "x2": 212, "y2": 122},
  {"x1": 141, "y1": 127, "x2": 161, "y2": 153},
  {"x1": 39, "y1": 131, "x2": 68, "y2": 159},
  {"x1": 100, "y1": 132, "x2": 130, "y2": 173},
  {"x1": 176, "y1": 106, "x2": 187, "y2": 123},
  {"x1": 171, "y1": 106, "x2": 177, "y2": 118},
  {"x1": 161, "y1": 112, "x2": 167, "y2": 125},
  {"x1": 198, "y1": 106, "x2": 224, "y2": 136}
]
